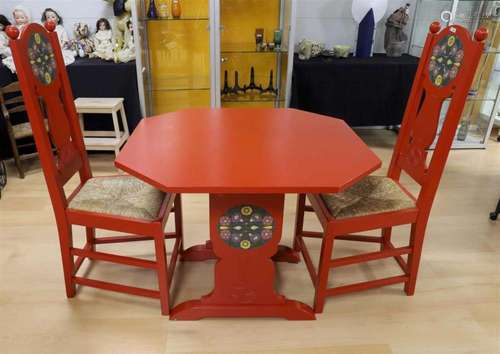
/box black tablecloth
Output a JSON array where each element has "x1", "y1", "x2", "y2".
[
  {"x1": 0, "y1": 58, "x2": 142, "y2": 159},
  {"x1": 291, "y1": 53, "x2": 419, "y2": 127}
]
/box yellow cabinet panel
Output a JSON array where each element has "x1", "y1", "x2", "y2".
[
  {"x1": 221, "y1": 0, "x2": 280, "y2": 52},
  {"x1": 152, "y1": 89, "x2": 211, "y2": 114},
  {"x1": 147, "y1": 20, "x2": 210, "y2": 91}
]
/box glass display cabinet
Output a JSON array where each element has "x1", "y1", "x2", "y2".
[
  {"x1": 409, "y1": 0, "x2": 500, "y2": 149},
  {"x1": 132, "y1": 0, "x2": 215, "y2": 116},
  {"x1": 132, "y1": 0, "x2": 296, "y2": 116}
]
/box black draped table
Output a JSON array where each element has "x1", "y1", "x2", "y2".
[
  {"x1": 0, "y1": 58, "x2": 142, "y2": 159},
  {"x1": 290, "y1": 53, "x2": 419, "y2": 127}
]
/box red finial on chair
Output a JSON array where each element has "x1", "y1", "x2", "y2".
[
  {"x1": 5, "y1": 25, "x2": 20, "y2": 40},
  {"x1": 430, "y1": 21, "x2": 441, "y2": 34},
  {"x1": 44, "y1": 21, "x2": 56, "y2": 32},
  {"x1": 474, "y1": 27, "x2": 488, "y2": 42}
]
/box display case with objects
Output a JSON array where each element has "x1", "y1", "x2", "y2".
[
  {"x1": 132, "y1": 0, "x2": 296, "y2": 115},
  {"x1": 132, "y1": 0, "x2": 216, "y2": 116},
  {"x1": 215, "y1": 0, "x2": 296, "y2": 108},
  {"x1": 409, "y1": 0, "x2": 500, "y2": 149}
]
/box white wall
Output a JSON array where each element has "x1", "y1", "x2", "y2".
[
  {"x1": 295, "y1": 0, "x2": 418, "y2": 53},
  {"x1": 0, "y1": 0, "x2": 113, "y2": 38},
  {"x1": 0, "y1": 0, "x2": 423, "y2": 52}
]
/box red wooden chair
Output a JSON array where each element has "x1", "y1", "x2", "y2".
[
  {"x1": 293, "y1": 22, "x2": 488, "y2": 313},
  {"x1": 6, "y1": 23, "x2": 183, "y2": 315}
]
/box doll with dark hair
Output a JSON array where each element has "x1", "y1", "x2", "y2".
[
  {"x1": 91, "y1": 18, "x2": 114, "y2": 60},
  {"x1": 41, "y1": 8, "x2": 75, "y2": 63},
  {"x1": 0, "y1": 15, "x2": 12, "y2": 58}
]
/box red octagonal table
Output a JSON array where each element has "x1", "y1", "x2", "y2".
[{"x1": 115, "y1": 108, "x2": 381, "y2": 320}]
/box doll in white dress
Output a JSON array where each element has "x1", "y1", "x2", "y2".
[
  {"x1": 1, "y1": 6, "x2": 31, "y2": 72},
  {"x1": 41, "y1": 8, "x2": 75, "y2": 64},
  {"x1": 90, "y1": 18, "x2": 114, "y2": 61},
  {"x1": 115, "y1": 20, "x2": 135, "y2": 63},
  {"x1": 12, "y1": 5, "x2": 30, "y2": 30},
  {"x1": 0, "y1": 15, "x2": 12, "y2": 59}
]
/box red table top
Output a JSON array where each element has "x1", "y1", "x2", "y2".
[{"x1": 115, "y1": 108, "x2": 381, "y2": 194}]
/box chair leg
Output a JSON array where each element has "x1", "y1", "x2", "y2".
[
  {"x1": 380, "y1": 227, "x2": 392, "y2": 251},
  {"x1": 314, "y1": 235, "x2": 334, "y2": 313},
  {"x1": 174, "y1": 194, "x2": 184, "y2": 252},
  {"x1": 293, "y1": 194, "x2": 307, "y2": 252},
  {"x1": 86, "y1": 227, "x2": 96, "y2": 251},
  {"x1": 57, "y1": 222, "x2": 76, "y2": 298},
  {"x1": 154, "y1": 232, "x2": 170, "y2": 315},
  {"x1": 9, "y1": 139, "x2": 25, "y2": 179},
  {"x1": 405, "y1": 223, "x2": 426, "y2": 295}
]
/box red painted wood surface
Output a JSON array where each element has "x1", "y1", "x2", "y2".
[
  {"x1": 170, "y1": 194, "x2": 314, "y2": 320},
  {"x1": 115, "y1": 108, "x2": 382, "y2": 194},
  {"x1": 293, "y1": 23, "x2": 488, "y2": 313},
  {"x1": 7, "y1": 23, "x2": 183, "y2": 316}
]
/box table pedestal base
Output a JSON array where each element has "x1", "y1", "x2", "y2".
[
  {"x1": 173, "y1": 194, "x2": 314, "y2": 320},
  {"x1": 182, "y1": 241, "x2": 301, "y2": 263},
  {"x1": 170, "y1": 298, "x2": 314, "y2": 320}
]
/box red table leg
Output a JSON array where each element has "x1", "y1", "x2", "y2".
[{"x1": 171, "y1": 194, "x2": 314, "y2": 320}]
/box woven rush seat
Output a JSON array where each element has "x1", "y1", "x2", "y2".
[
  {"x1": 12, "y1": 120, "x2": 48, "y2": 139},
  {"x1": 321, "y1": 176, "x2": 416, "y2": 219},
  {"x1": 69, "y1": 175, "x2": 166, "y2": 221}
]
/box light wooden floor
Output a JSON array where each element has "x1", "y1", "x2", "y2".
[{"x1": 0, "y1": 129, "x2": 499, "y2": 354}]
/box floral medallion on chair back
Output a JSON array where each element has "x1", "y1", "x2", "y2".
[
  {"x1": 28, "y1": 31, "x2": 57, "y2": 86},
  {"x1": 429, "y1": 34, "x2": 464, "y2": 88}
]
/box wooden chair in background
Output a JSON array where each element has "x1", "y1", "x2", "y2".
[
  {"x1": 0, "y1": 81, "x2": 44, "y2": 178},
  {"x1": 293, "y1": 23, "x2": 488, "y2": 313},
  {"x1": 6, "y1": 22, "x2": 183, "y2": 315}
]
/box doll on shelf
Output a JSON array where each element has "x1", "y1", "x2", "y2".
[
  {"x1": 90, "y1": 18, "x2": 114, "y2": 61},
  {"x1": 12, "y1": 5, "x2": 31, "y2": 30},
  {"x1": 0, "y1": 15, "x2": 12, "y2": 59},
  {"x1": 115, "y1": 20, "x2": 135, "y2": 63},
  {"x1": 1, "y1": 5, "x2": 30, "y2": 72},
  {"x1": 41, "y1": 8, "x2": 75, "y2": 64}
]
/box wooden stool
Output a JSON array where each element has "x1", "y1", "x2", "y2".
[{"x1": 74, "y1": 97, "x2": 130, "y2": 156}]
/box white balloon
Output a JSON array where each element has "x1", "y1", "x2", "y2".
[{"x1": 352, "y1": 0, "x2": 388, "y2": 23}]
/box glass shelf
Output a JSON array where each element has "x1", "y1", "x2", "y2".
[
  {"x1": 140, "y1": 17, "x2": 209, "y2": 21},
  {"x1": 221, "y1": 95, "x2": 284, "y2": 103},
  {"x1": 221, "y1": 43, "x2": 288, "y2": 54}
]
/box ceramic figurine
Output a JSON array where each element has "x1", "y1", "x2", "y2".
[
  {"x1": 103, "y1": 0, "x2": 132, "y2": 54},
  {"x1": 12, "y1": 5, "x2": 31, "y2": 30},
  {"x1": 384, "y1": 3, "x2": 410, "y2": 57},
  {"x1": 255, "y1": 28, "x2": 264, "y2": 51},
  {"x1": 273, "y1": 29, "x2": 282, "y2": 51},
  {"x1": 70, "y1": 23, "x2": 95, "y2": 58},
  {"x1": 0, "y1": 15, "x2": 12, "y2": 59},
  {"x1": 172, "y1": 0, "x2": 181, "y2": 19},
  {"x1": 115, "y1": 20, "x2": 135, "y2": 63},
  {"x1": 352, "y1": 0, "x2": 388, "y2": 58},
  {"x1": 91, "y1": 18, "x2": 114, "y2": 61},
  {"x1": 297, "y1": 39, "x2": 325, "y2": 60},
  {"x1": 148, "y1": 0, "x2": 158, "y2": 19},
  {"x1": 41, "y1": 8, "x2": 76, "y2": 64}
]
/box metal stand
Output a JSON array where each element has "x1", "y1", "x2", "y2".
[
  {"x1": 490, "y1": 198, "x2": 500, "y2": 220},
  {"x1": 0, "y1": 160, "x2": 7, "y2": 199}
]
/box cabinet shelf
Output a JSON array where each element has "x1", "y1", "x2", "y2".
[
  {"x1": 140, "y1": 17, "x2": 209, "y2": 21},
  {"x1": 221, "y1": 95, "x2": 284, "y2": 103}
]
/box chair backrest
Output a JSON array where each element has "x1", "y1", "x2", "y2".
[
  {"x1": 388, "y1": 22, "x2": 487, "y2": 219},
  {"x1": 6, "y1": 23, "x2": 92, "y2": 215},
  {"x1": 0, "y1": 81, "x2": 27, "y2": 121}
]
